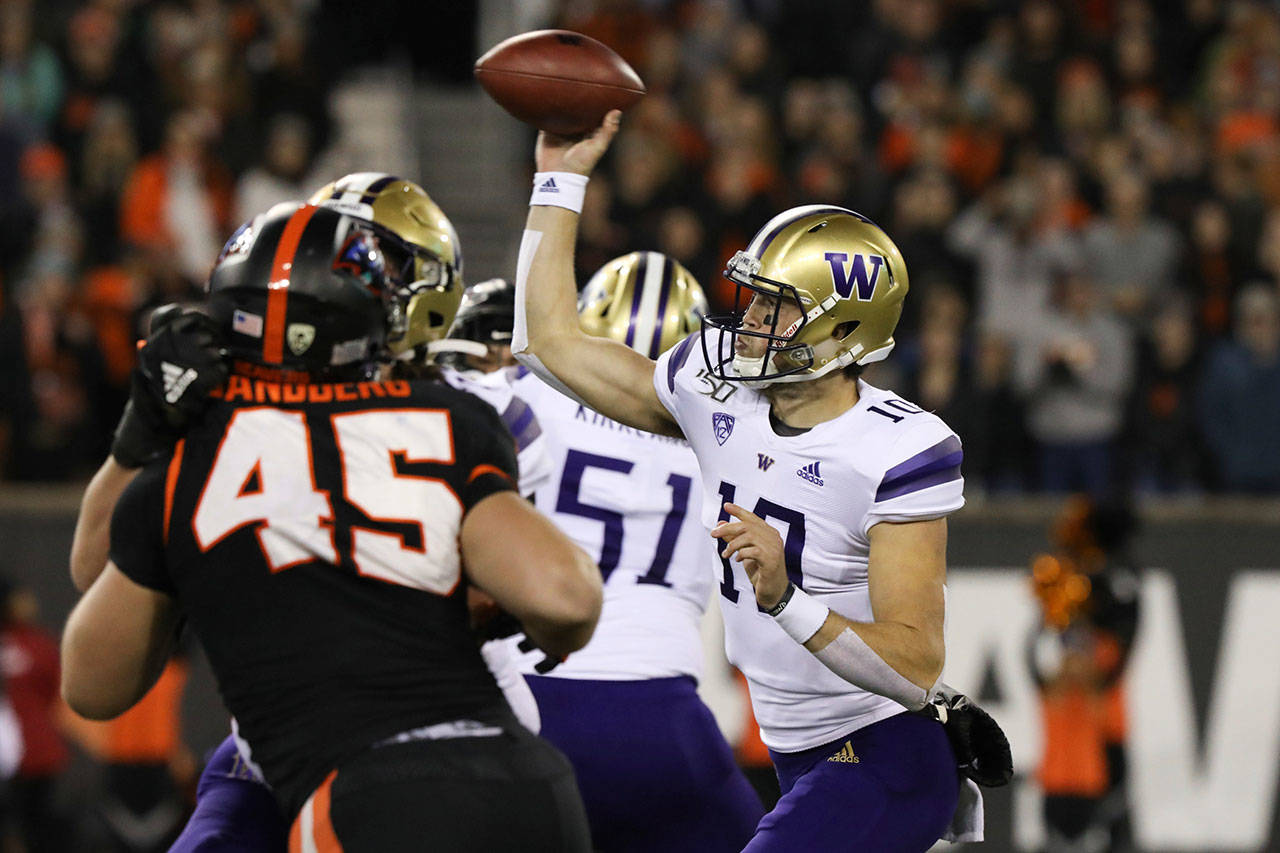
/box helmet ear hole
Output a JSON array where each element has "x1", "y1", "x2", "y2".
[{"x1": 834, "y1": 320, "x2": 860, "y2": 340}]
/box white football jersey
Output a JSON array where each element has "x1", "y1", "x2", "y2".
[
  {"x1": 441, "y1": 366, "x2": 554, "y2": 495},
  {"x1": 505, "y1": 368, "x2": 711, "y2": 681},
  {"x1": 653, "y1": 331, "x2": 965, "y2": 752},
  {"x1": 442, "y1": 365, "x2": 552, "y2": 732}
]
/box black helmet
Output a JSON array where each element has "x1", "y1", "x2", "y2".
[
  {"x1": 450, "y1": 278, "x2": 515, "y2": 344},
  {"x1": 207, "y1": 202, "x2": 395, "y2": 378}
]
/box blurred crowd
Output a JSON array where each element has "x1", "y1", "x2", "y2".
[
  {"x1": 563, "y1": 0, "x2": 1280, "y2": 496},
  {"x1": 1, "y1": 0, "x2": 1279, "y2": 497},
  {"x1": 0, "y1": 0, "x2": 333, "y2": 483}
]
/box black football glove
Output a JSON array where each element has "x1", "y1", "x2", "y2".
[
  {"x1": 111, "y1": 305, "x2": 229, "y2": 468},
  {"x1": 516, "y1": 636, "x2": 563, "y2": 674},
  {"x1": 474, "y1": 607, "x2": 524, "y2": 642},
  {"x1": 918, "y1": 684, "x2": 1014, "y2": 788},
  {"x1": 471, "y1": 604, "x2": 562, "y2": 674}
]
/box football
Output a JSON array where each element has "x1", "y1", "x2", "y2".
[{"x1": 474, "y1": 29, "x2": 646, "y2": 136}]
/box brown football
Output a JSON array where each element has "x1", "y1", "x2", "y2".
[{"x1": 474, "y1": 30, "x2": 646, "y2": 136}]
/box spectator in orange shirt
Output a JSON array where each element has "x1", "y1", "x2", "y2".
[{"x1": 119, "y1": 110, "x2": 232, "y2": 292}]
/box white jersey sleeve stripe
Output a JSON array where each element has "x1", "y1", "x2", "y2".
[
  {"x1": 664, "y1": 334, "x2": 698, "y2": 393},
  {"x1": 499, "y1": 396, "x2": 541, "y2": 451},
  {"x1": 875, "y1": 435, "x2": 963, "y2": 502}
]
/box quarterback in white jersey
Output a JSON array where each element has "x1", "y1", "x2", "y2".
[
  {"x1": 511, "y1": 113, "x2": 1010, "y2": 849},
  {"x1": 655, "y1": 338, "x2": 963, "y2": 749}
]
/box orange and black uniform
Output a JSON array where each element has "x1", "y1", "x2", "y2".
[{"x1": 108, "y1": 376, "x2": 589, "y2": 851}]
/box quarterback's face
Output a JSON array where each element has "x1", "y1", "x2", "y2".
[{"x1": 737, "y1": 290, "x2": 802, "y2": 357}]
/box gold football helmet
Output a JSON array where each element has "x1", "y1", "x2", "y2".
[
  {"x1": 579, "y1": 251, "x2": 708, "y2": 358},
  {"x1": 701, "y1": 205, "x2": 909, "y2": 383},
  {"x1": 308, "y1": 173, "x2": 462, "y2": 354}
]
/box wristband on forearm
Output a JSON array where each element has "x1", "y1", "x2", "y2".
[
  {"x1": 813, "y1": 628, "x2": 936, "y2": 711},
  {"x1": 772, "y1": 582, "x2": 938, "y2": 711},
  {"x1": 530, "y1": 171, "x2": 588, "y2": 213},
  {"x1": 770, "y1": 583, "x2": 830, "y2": 644}
]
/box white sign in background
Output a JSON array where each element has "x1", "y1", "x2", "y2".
[{"x1": 698, "y1": 569, "x2": 1280, "y2": 851}]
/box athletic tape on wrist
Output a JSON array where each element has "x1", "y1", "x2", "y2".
[
  {"x1": 813, "y1": 628, "x2": 931, "y2": 711},
  {"x1": 773, "y1": 586, "x2": 829, "y2": 644},
  {"x1": 530, "y1": 172, "x2": 588, "y2": 213},
  {"x1": 510, "y1": 228, "x2": 592, "y2": 408}
]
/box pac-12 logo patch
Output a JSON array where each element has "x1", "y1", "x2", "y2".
[{"x1": 712, "y1": 412, "x2": 735, "y2": 445}]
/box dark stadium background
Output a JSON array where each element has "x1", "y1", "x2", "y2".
[{"x1": 0, "y1": 1, "x2": 1277, "y2": 850}]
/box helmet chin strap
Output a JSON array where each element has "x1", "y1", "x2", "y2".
[
  {"x1": 731, "y1": 352, "x2": 777, "y2": 389},
  {"x1": 733, "y1": 337, "x2": 894, "y2": 386}
]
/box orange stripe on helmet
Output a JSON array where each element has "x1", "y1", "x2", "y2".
[{"x1": 263, "y1": 205, "x2": 320, "y2": 364}]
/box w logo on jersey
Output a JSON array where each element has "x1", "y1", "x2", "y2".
[
  {"x1": 757, "y1": 454, "x2": 775, "y2": 471},
  {"x1": 797, "y1": 461, "x2": 824, "y2": 486},
  {"x1": 712, "y1": 412, "x2": 735, "y2": 445},
  {"x1": 823, "y1": 252, "x2": 885, "y2": 301}
]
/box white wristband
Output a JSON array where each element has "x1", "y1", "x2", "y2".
[
  {"x1": 530, "y1": 171, "x2": 588, "y2": 213},
  {"x1": 773, "y1": 586, "x2": 830, "y2": 644}
]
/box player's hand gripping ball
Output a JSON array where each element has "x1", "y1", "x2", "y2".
[{"x1": 475, "y1": 29, "x2": 645, "y2": 135}]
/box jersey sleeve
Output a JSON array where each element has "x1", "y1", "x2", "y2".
[
  {"x1": 109, "y1": 462, "x2": 176, "y2": 594},
  {"x1": 497, "y1": 390, "x2": 554, "y2": 497},
  {"x1": 861, "y1": 418, "x2": 965, "y2": 538},
  {"x1": 445, "y1": 368, "x2": 549, "y2": 497},
  {"x1": 651, "y1": 331, "x2": 704, "y2": 432},
  {"x1": 504, "y1": 371, "x2": 556, "y2": 496},
  {"x1": 450, "y1": 395, "x2": 520, "y2": 510}
]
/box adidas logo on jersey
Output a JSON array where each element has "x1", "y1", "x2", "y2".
[
  {"x1": 161, "y1": 362, "x2": 198, "y2": 405},
  {"x1": 827, "y1": 741, "x2": 860, "y2": 763},
  {"x1": 796, "y1": 461, "x2": 824, "y2": 486},
  {"x1": 540, "y1": 177, "x2": 559, "y2": 193},
  {"x1": 829, "y1": 732, "x2": 860, "y2": 758}
]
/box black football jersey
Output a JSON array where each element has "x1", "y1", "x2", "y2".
[{"x1": 110, "y1": 376, "x2": 519, "y2": 817}]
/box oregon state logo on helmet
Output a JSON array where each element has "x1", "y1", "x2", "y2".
[
  {"x1": 309, "y1": 173, "x2": 463, "y2": 355},
  {"x1": 579, "y1": 251, "x2": 708, "y2": 359},
  {"x1": 700, "y1": 205, "x2": 909, "y2": 384},
  {"x1": 206, "y1": 202, "x2": 395, "y2": 378}
]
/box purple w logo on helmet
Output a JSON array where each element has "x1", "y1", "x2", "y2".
[{"x1": 824, "y1": 252, "x2": 885, "y2": 301}]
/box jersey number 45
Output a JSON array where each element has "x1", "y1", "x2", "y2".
[{"x1": 192, "y1": 408, "x2": 465, "y2": 595}]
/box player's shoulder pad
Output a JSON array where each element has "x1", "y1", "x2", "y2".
[
  {"x1": 446, "y1": 368, "x2": 545, "y2": 453},
  {"x1": 874, "y1": 412, "x2": 963, "y2": 505},
  {"x1": 656, "y1": 328, "x2": 709, "y2": 396}
]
